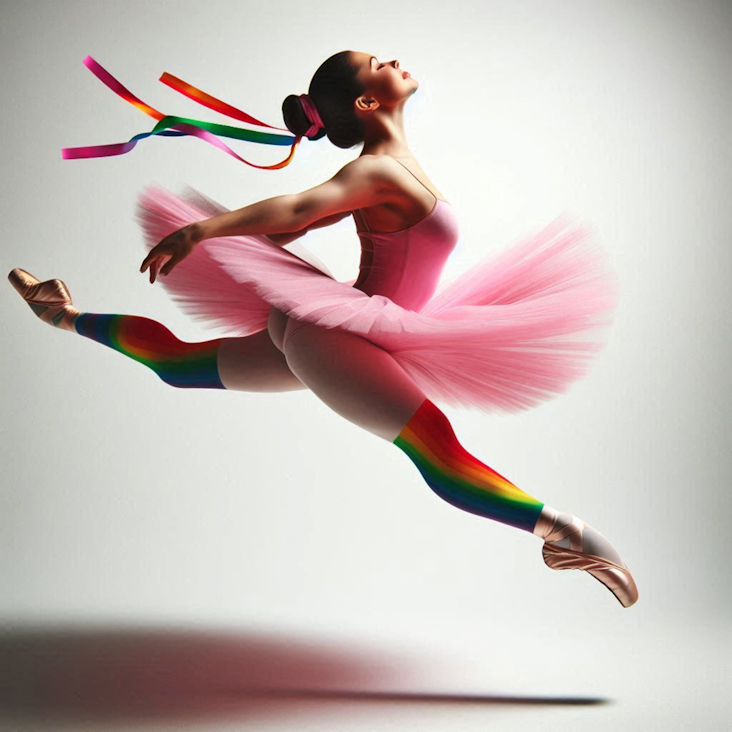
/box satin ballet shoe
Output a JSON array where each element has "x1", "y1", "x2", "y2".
[
  {"x1": 8, "y1": 268, "x2": 81, "y2": 332},
  {"x1": 533, "y1": 505, "x2": 639, "y2": 608}
]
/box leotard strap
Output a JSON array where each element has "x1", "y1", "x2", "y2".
[{"x1": 388, "y1": 156, "x2": 446, "y2": 204}]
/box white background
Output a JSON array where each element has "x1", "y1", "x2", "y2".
[{"x1": 1, "y1": 0, "x2": 730, "y2": 729}]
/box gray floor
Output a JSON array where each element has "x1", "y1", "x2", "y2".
[{"x1": 1, "y1": 616, "x2": 728, "y2": 731}]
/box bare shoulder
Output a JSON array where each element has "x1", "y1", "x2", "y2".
[
  {"x1": 335, "y1": 154, "x2": 398, "y2": 188},
  {"x1": 320, "y1": 154, "x2": 399, "y2": 205},
  {"x1": 348, "y1": 153, "x2": 404, "y2": 181},
  {"x1": 291, "y1": 155, "x2": 397, "y2": 225}
]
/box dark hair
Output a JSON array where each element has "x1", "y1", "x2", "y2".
[{"x1": 282, "y1": 50, "x2": 366, "y2": 149}]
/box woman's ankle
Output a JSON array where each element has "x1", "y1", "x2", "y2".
[
  {"x1": 532, "y1": 504, "x2": 561, "y2": 540},
  {"x1": 533, "y1": 504, "x2": 625, "y2": 566}
]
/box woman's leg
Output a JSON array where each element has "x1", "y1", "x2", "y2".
[
  {"x1": 282, "y1": 319, "x2": 639, "y2": 607},
  {"x1": 71, "y1": 307, "x2": 306, "y2": 392},
  {"x1": 282, "y1": 320, "x2": 545, "y2": 534},
  {"x1": 9, "y1": 269, "x2": 305, "y2": 392}
]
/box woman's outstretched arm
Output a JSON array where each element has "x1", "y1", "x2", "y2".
[
  {"x1": 265, "y1": 210, "x2": 353, "y2": 246},
  {"x1": 195, "y1": 156, "x2": 392, "y2": 241},
  {"x1": 140, "y1": 155, "x2": 395, "y2": 282}
]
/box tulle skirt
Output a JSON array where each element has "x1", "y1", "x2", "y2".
[{"x1": 136, "y1": 184, "x2": 619, "y2": 414}]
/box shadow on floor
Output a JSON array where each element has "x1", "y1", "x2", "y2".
[{"x1": 0, "y1": 624, "x2": 610, "y2": 724}]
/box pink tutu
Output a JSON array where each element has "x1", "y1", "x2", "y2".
[{"x1": 136, "y1": 184, "x2": 619, "y2": 414}]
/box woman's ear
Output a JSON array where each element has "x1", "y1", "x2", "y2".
[{"x1": 354, "y1": 95, "x2": 379, "y2": 113}]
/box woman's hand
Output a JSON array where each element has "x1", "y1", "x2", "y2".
[{"x1": 140, "y1": 223, "x2": 203, "y2": 284}]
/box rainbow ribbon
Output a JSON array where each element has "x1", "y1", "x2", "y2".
[{"x1": 61, "y1": 56, "x2": 304, "y2": 169}]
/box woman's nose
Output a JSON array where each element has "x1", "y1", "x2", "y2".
[{"x1": 391, "y1": 59, "x2": 399, "y2": 69}]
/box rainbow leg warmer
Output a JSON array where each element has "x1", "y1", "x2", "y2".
[
  {"x1": 393, "y1": 398, "x2": 544, "y2": 533},
  {"x1": 73, "y1": 313, "x2": 225, "y2": 389}
]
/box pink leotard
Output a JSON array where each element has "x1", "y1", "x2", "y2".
[
  {"x1": 283, "y1": 159, "x2": 460, "y2": 347},
  {"x1": 352, "y1": 195, "x2": 459, "y2": 311}
]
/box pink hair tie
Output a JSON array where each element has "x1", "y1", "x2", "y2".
[{"x1": 299, "y1": 94, "x2": 324, "y2": 138}]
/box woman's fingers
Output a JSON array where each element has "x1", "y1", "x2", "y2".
[
  {"x1": 140, "y1": 251, "x2": 159, "y2": 274},
  {"x1": 140, "y1": 238, "x2": 170, "y2": 273},
  {"x1": 149, "y1": 255, "x2": 171, "y2": 283},
  {"x1": 141, "y1": 238, "x2": 190, "y2": 281},
  {"x1": 140, "y1": 227, "x2": 198, "y2": 279},
  {"x1": 160, "y1": 256, "x2": 177, "y2": 276}
]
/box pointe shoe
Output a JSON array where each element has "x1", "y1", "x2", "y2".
[
  {"x1": 533, "y1": 506, "x2": 639, "y2": 608},
  {"x1": 8, "y1": 268, "x2": 81, "y2": 332}
]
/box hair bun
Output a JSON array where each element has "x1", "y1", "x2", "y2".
[{"x1": 282, "y1": 93, "x2": 326, "y2": 140}]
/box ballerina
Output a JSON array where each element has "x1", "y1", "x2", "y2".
[{"x1": 8, "y1": 50, "x2": 638, "y2": 607}]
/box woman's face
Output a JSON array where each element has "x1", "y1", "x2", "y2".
[{"x1": 350, "y1": 51, "x2": 418, "y2": 110}]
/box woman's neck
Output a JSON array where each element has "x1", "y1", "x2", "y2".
[{"x1": 360, "y1": 106, "x2": 412, "y2": 158}]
